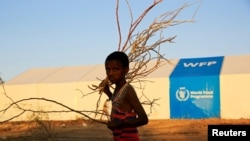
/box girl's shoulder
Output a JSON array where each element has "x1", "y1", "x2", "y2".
[{"x1": 123, "y1": 83, "x2": 136, "y2": 95}]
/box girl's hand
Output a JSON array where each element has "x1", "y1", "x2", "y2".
[
  {"x1": 99, "y1": 78, "x2": 111, "y2": 95},
  {"x1": 107, "y1": 121, "x2": 122, "y2": 130},
  {"x1": 103, "y1": 82, "x2": 111, "y2": 94},
  {"x1": 107, "y1": 121, "x2": 115, "y2": 130}
]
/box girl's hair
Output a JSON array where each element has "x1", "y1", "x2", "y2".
[{"x1": 105, "y1": 51, "x2": 129, "y2": 67}]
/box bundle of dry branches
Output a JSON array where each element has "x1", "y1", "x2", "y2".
[
  {"x1": 90, "y1": 0, "x2": 198, "y2": 96},
  {"x1": 88, "y1": 0, "x2": 200, "y2": 120}
]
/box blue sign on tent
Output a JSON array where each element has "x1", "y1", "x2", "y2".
[{"x1": 169, "y1": 56, "x2": 224, "y2": 118}]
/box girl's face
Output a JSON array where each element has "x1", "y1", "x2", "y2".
[{"x1": 105, "y1": 60, "x2": 128, "y2": 84}]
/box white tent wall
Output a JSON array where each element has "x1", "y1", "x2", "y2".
[
  {"x1": 220, "y1": 55, "x2": 250, "y2": 119},
  {"x1": 132, "y1": 77, "x2": 170, "y2": 119},
  {"x1": 35, "y1": 82, "x2": 79, "y2": 120},
  {"x1": 0, "y1": 83, "x2": 79, "y2": 121},
  {"x1": 220, "y1": 74, "x2": 250, "y2": 119},
  {"x1": 74, "y1": 64, "x2": 110, "y2": 120},
  {"x1": 130, "y1": 59, "x2": 177, "y2": 120},
  {"x1": 0, "y1": 81, "x2": 109, "y2": 121},
  {"x1": 0, "y1": 84, "x2": 40, "y2": 121},
  {"x1": 0, "y1": 64, "x2": 108, "y2": 121},
  {"x1": 74, "y1": 80, "x2": 110, "y2": 120}
]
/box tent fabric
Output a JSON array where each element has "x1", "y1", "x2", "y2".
[
  {"x1": 6, "y1": 60, "x2": 178, "y2": 85},
  {"x1": 1, "y1": 54, "x2": 250, "y2": 120},
  {"x1": 5, "y1": 54, "x2": 250, "y2": 85},
  {"x1": 6, "y1": 64, "x2": 104, "y2": 84},
  {"x1": 220, "y1": 54, "x2": 250, "y2": 74}
]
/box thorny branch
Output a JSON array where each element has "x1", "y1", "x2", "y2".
[{"x1": 0, "y1": 95, "x2": 107, "y2": 125}]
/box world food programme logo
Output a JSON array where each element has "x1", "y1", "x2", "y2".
[{"x1": 176, "y1": 87, "x2": 190, "y2": 101}]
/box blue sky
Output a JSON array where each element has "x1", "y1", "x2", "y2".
[{"x1": 1, "y1": 0, "x2": 250, "y2": 81}]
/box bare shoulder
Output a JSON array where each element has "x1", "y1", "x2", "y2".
[
  {"x1": 124, "y1": 83, "x2": 139, "y2": 100},
  {"x1": 125, "y1": 83, "x2": 136, "y2": 93}
]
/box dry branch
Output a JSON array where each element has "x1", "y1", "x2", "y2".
[{"x1": 0, "y1": 97, "x2": 107, "y2": 125}]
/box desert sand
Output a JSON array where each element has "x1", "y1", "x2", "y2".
[{"x1": 0, "y1": 118, "x2": 250, "y2": 141}]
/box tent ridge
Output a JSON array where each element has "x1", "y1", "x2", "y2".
[
  {"x1": 76, "y1": 64, "x2": 101, "y2": 82},
  {"x1": 37, "y1": 67, "x2": 64, "y2": 83}
]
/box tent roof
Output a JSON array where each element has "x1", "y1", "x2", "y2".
[
  {"x1": 6, "y1": 64, "x2": 105, "y2": 84},
  {"x1": 220, "y1": 54, "x2": 250, "y2": 74},
  {"x1": 6, "y1": 60, "x2": 177, "y2": 85}
]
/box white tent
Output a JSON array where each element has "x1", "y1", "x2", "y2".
[
  {"x1": 1, "y1": 61, "x2": 176, "y2": 121},
  {"x1": 1, "y1": 54, "x2": 249, "y2": 121},
  {"x1": 220, "y1": 55, "x2": 250, "y2": 118}
]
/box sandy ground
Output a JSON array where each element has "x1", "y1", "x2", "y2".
[{"x1": 0, "y1": 118, "x2": 250, "y2": 141}]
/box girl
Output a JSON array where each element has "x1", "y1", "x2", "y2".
[{"x1": 103, "y1": 51, "x2": 148, "y2": 141}]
